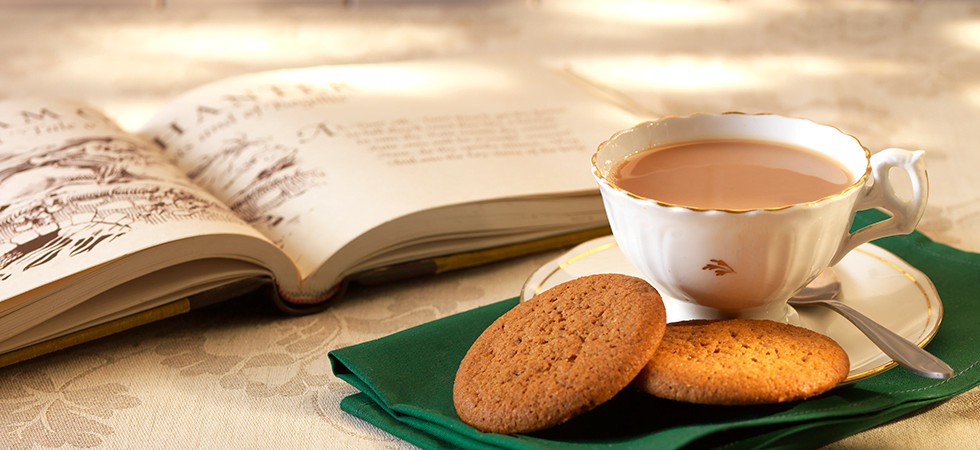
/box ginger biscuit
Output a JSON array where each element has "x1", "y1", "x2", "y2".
[
  {"x1": 453, "y1": 273, "x2": 667, "y2": 434},
  {"x1": 634, "y1": 319, "x2": 850, "y2": 405}
]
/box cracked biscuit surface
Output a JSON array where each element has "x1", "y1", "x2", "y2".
[
  {"x1": 634, "y1": 319, "x2": 850, "y2": 405},
  {"x1": 452, "y1": 273, "x2": 666, "y2": 434}
]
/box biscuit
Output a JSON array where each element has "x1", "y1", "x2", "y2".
[
  {"x1": 634, "y1": 319, "x2": 849, "y2": 405},
  {"x1": 453, "y1": 273, "x2": 667, "y2": 434}
]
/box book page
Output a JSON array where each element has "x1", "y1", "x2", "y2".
[
  {"x1": 0, "y1": 98, "x2": 287, "y2": 310},
  {"x1": 139, "y1": 57, "x2": 642, "y2": 293}
]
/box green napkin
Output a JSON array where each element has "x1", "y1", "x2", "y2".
[{"x1": 329, "y1": 209, "x2": 980, "y2": 450}]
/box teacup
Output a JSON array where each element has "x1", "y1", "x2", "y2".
[{"x1": 592, "y1": 113, "x2": 928, "y2": 323}]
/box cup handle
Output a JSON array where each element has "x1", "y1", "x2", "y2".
[{"x1": 831, "y1": 148, "x2": 928, "y2": 266}]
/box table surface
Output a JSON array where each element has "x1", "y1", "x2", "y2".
[{"x1": 2, "y1": 1, "x2": 979, "y2": 449}]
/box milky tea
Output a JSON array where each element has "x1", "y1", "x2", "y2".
[{"x1": 608, "y1": 139, "x2": 856, "y2": 210}]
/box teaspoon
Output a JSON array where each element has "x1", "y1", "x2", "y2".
[{"x1": 789, "y1": 268, "x2": 954, "y2": 380}]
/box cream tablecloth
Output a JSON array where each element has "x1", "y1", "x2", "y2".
[{"x1": 1, "y1": 1, "x2": 979, "y2": 448}]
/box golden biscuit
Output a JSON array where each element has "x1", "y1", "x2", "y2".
[
  {"x1": 634, "y1": 319, "x2": 850, "y2": 405},
  {"x1": 453, "y1": 273, "x2": 667, "y2": 434}
]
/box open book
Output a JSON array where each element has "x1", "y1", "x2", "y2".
[{"x1": 0, "y1": 57, "x2": 641, "y2": 366}]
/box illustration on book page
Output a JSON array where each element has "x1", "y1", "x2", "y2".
[
  {"x1": 0, "y1": 135, "x2": 240, "y2": 282},
  {"x1": 184, "y1": 133, "x2": 325, "y2": 240}
]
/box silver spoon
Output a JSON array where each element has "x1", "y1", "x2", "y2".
[{"x1": 789, "y1": 267, "x2": 954, "y2": 380}]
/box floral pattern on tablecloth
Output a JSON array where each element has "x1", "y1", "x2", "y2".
[
  {"x1": 0, "y1": 368, "x2": 140, "y2": 449},
  {"x1": 153, "y1": 309, "x2": 340, "y2": 398}
]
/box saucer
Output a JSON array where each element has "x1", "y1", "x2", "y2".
[{"x1": 520, "y1": 235, "x2": 944, "y2": 383}]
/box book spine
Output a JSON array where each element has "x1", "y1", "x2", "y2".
[{"x1": 272, "y1": 283, "x2": 346, "y2": 315}]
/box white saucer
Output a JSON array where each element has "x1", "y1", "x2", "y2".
[{"x1": 520, "y1": 235, "x2": 944, "y2": 383}]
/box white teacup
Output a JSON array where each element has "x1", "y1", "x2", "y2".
[{"x1": 592, "y1": 113, "x2": 928, "y2": 323}]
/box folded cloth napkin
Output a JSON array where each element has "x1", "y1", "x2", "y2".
[{"x1": 329, "y1": 209, "x2": 980, "y2": 450}]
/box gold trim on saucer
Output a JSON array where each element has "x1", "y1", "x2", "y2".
[
  {"x1": 841, "y1": 247, "x2": 940, "y2": 383},
  {"x1": 525, "y1": 241, "x2": 618, "y2": 298}
]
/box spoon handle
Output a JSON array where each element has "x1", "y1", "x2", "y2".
[{"x1": 822, "y1": 300, "x2": 954, "y2": 379}]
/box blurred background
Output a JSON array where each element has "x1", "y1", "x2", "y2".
[{"x1": 4, "y1": 0, "x2": 978, "y2": 252}]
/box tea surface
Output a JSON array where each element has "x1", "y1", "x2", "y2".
[{"x1": 608, "y1": 139, "x2": 855, "y2": 209}]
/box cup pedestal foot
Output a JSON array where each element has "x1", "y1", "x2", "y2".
[{"x1": 664, "y1": 297, "x2": 801, "y2": 325}]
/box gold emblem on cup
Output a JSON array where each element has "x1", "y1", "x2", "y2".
[{"x1": 702, "y1": 260, "x2": 735, "y2": 276}]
